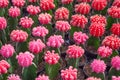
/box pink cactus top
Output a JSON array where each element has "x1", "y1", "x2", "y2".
[
  {"x1": 112, "y1": 76, "x2": 120, "y2": 80},
  {"x1": 111, "y1": 23, "x2": 120, "y2": 36},
  {"x1": 70, "y1": 14, "x2": 88, "y2": 28},
  {"x1": 8, "y1": 74, "x2": 21, "y2": 80},
  {"x1": 0, "y1": 17, "x2": 7, "y2": 30},
  {"x1": 38, "y1": 13, "x2": 52, "y2": 25},
  {"x1": 97, "y1": 46, "x2": 112, "y2": 58},
  {"x1": 90, "y1": 59, "x2": 106, "y2": 73},
  {"x1": 28, "y1": 39, "x2": 45, "y2": 54},
  {"x1": 40, "y1": 0, "x2": 55, "y2": 11},
  {"x1": 111, "y1": 56, "x2": 120, "y2": 70},
  {"x1": 35, "y1": 75, "x2": 49, "y2": 80},
  {"x1": 90, "y1": 15, "x2": 107, "y2": 25},
  {"x1": 0, "y1": 60, "x2": 10, "y2": 74},
  {"x1": 66, "y1": 45, "x2": 84, "y2": 58},
  {"x1": 0, "y1": 0, "x2": 9, "y2": 8},
  {"x1": 89, "y1": 23, "x2": 105, "y2": 37},
  {"x1": 92, "y1": 0, "x2": 107, "y2": 11},
  {"x1": 44, "y1": 50, "x2": 60, "y2": 65},
  {"x1": 55, "y1": 7, "x2": 69, "y2": 20},
  {"x1": 32, "y1": 26, "x2": 49, "y2": 37},
  {"x1": 27, "y1": 5, "x2": 40, "y2": 15},
  {"x1": 61, "y1": 0, "x2": 73, "y2": 4},
  {"x1": 19, "y1": 16, "x2": 34, "y2": 28},
  {"x1": 73, "y1": 31, "x2": 89, "y2": 44},
  {"x1": 8, "y1": 6, "x2": 20, "y2": 18},
  {"x1": 0, "y1": 44, "x2": 15, "y2": 58},
  {"x1": 16, "y1": 51, "x2": 34, "y2": 67},
  {"x1": 10, "y1": 30, "x2": 28, "y2": 42},
  {"x1": 102, "y1": 34, "x2": 120, "y2": 50},
  {"x1": 12, "y1": 0, "x2": 25, "y2": 7},
  {"x1": 108, "y1": 6, "x2": 120, "y2": 18},
  {"x1": 61, "y1": 66, "x2": 77, "y2": 80},
  {"x1": 55, "y1": 21, "x2": 71, "y2": 32},
  {"x1": 47, "y1": 35, "x2": 64, "y2": 48},
  {"x1": 75, "y1": 3, "x2": 91, "y2": 15}
]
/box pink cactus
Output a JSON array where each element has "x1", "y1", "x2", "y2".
[
  {"x1": 86, "y1": 77, "x2": 101, "y2": 80},
  {"x1": 16, "y1": 51, "x2": 34, "y2": 67},
  {"x1": 12, "y1": 0, "x2": 25, "y2": 7},
  {"x1": 75, "y1": 3, "x2": 91, "y2": 15},
  {"x1": 28, "y1": 39, "x2": 45, "y2": 54},
  {"x1": 108, "y1": 6, "x2": 120, "y2": 18},
  {"x1": 28, "y1": 0, "x2": 37, "y2": 3},
  {"x1": 112, "y1": 76, "x2": 120, "y2": 80},
  {"x1": 47, "y1": 35, "x2": 64, "y2": 48},
  {"x1": 90, "y1": 15, "x2": 107, "y2": 25},
  {"x1": 27, "y1": 5, "x2": 40, "y2": 15},
  {"x1": 40, "y1": 0, "x2": 55, "y2": 11},
  {"x1": 61, "y1": 66, "x2": 77, "y2": 80},
  {"x1": 0, "y1": 0, "x2": 9, "y2": 8},
  {"x1": 66, "y1": 45, "x2": 84, "y2": 58},
  {"x1": 111, "y1": 23, "x2": 120, "y2": 36},
  {"x1": 111, "y1": 56, "x2": 120, "y2": 70},
  {"x1": 102, "y1": 34, "x2": 120, "y2": 50},
  {"x1": 35, "y1": 75, "x2": 49, "y2": 80},
  {"x1": 112, "y1": 0, "x2": 120, "y2": 7},
  {"x1": 77, "y1": 0, "x2": 91, "y2": 2},
  {"x1": 0, "y1": 44, "x2": 15, "y2": 58},
  {"x1": 55, "y1": 7, "x2": 69, "y2": 20},
  {"x1": 38, "y1": 13, "x2": 52, "y2": 25},
  {"x1": 97, "y1": 46, "x2": 112, "y2": 58},
  {"x1": 73, "y1": 31, "x2": 89, "y2": 44},
  {"x1": 44, "y1": 50, "x2": 60, "y2": 65},
  {"x1": 55, "y1": 21, "x2": 71, "y2": 32},
  {"x1": 10, "y1": 30, "x2": 28, "y2": 42},
  {"x1": 8, "y1": 6, "x2": 20, "y2": 18},
  {"x1": 19, "y1": 16, "x2": 34, "y2": 28},
  {"x1": 0, "y1": 60, "x2": 10, "y2": 74},
  {"x1": 0, "y1": 17, "x2": 7, "y2": 30},
  {"x1": 90, "y1": 59, "x2": 106, "y2": 73},
  {"x1": 92, "y1": 0, "x2": 107, "y2": 11},
  {"x1": 8, "y1": 74, "x2": 21, "y2": 80},
  {"x1": 70, "y1": 14, "x2": 88, "y2": 28},
  {"x1": 32, "y1": 26, "x2": 48, "y2": 37},
  {"x1": 89, "y1": 23, "x2": 105, "y2": 37},
  {"x1": 61, "y1": 0, "x2": 73, "y2": 4}
]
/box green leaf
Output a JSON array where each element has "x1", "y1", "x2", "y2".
[
  {"x1": 67, "y1": 58, "x2": 80, "y2": 68},
  {"x1": 22, "y1": 64, "x2": 37, "y2": 80},
  {"x1": 16, "y1": 41, "x2": 28, "y2": 53},
  {"x1": 30, "y1": 15, "x2": 39, "y2": 27},
  {"x1": 45, "y1": 63, "x2": 60, "y2": 80},
  {"x1": 70, "y1": 26, "x2": 81, "y2": 37},
  {"x1": 0, "y1": 8, "x2": 5, "y2": 16},
  {"x1": 110, "y1": 50, "x2": 119, "y2": 58},
  {"x1": 0, "y1": 73, "x2": 8, "y2": 80},
  {"x1": 87, "y1": 36, "x2": 100, "y2": 50},
  {"x1": 7, "y1": 53, "x2": 18, "y2": 73},
  {"x1": 64, "y1": 3, "x2": 73, "y2": 18},
  {"x1": 106, "y1": 17, "x2": 115, "y2": 30},
  {"x1": 46, "y1": 24, "x2": 53, "y2": 37},
  {"x1": 91, "y1": 72, "x2": 105, "y2": 80},
  {"x1": 108, "y1": 68, "x2": 120, "y2": 80},
  {"x1": 0, "y1": 30, "x2": 7, "y2": 44},
  {"x1": 8, "y1": 17, "x2": 18, "y2": 32},
  {"x1": 54, "y1": 0, "x2": 59, "y2": 10}
]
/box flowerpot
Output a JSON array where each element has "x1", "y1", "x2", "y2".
[
  {"x1": 83, "y1": 62, "x2": 92, "y2": 77},
  {"x1": 79, "y1": 55, "x2": 88, "y2": 67},
  {"x1": 77, "y1": 68, "x2": 85, "y2": 80}
]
